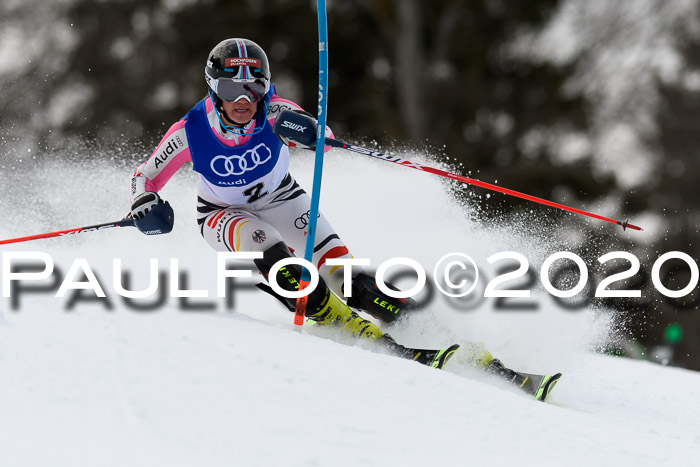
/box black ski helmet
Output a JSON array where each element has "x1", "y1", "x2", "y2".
[{"x1": 205, "y1": 38, "x2": 271, "y2": 106}]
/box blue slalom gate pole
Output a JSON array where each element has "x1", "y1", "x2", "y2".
[{"x1": 294, "y1": 0, "x2": 329, "y2": 325}]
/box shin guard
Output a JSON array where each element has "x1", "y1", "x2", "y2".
[
  {"x1": 254, "y1": 241, "x2": 328, "y2": 312},
  {"x1": 255, "y1": 242, "x2": 384, "y2": 341},
  {"x1": 346, "y1": 273, "x2": 417, "y2": 322}
]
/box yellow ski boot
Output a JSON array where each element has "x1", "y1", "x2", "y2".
[
  {"x1": 307, "y1": 290, "x2": 459, "y2": 369},
  {"x1": 307, "y1": 289, "x2": 385, "y2": 341}
]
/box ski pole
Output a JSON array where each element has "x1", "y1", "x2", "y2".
[
  {"x1": 273, "y1": 110, "x2": 643, "y2": 232},
  {"x1": 0, "y1": 218, "x2": 135, "y2": 246},
  {"x1": 0, "y1": 201, "x2": 175, "y2": 246}
]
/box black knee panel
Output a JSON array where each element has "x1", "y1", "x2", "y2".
[
  {"x1": 346, "y1": 272, "x2": 417, "y2": 322},
  {"x1": 254, "y1": 241, "x2": 329, "y2": 312}
]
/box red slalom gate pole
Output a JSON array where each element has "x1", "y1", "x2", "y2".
[
  {"x1": 325, "y1": 139, "x2": 643, "y2": 232},
  {"x1": 0, "y1": 218, "x2": 136, "y2": 246}
]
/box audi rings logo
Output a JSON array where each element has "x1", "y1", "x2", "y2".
[
  {"x1": 210, "y1": 143, "x2": 272, "y2": 177},
  {"x1": 294, "y1": 210, "x2": 320, "y2": 230}
]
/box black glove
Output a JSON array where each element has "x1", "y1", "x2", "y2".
[
  {"x1": 130, "y1": 192, "x2": 163, "y2": 220},
  {"x1": 130, "y1": 192, "x2": 174, "y2": 235},
  {"x1": 276, "y1": 109, "x2": 318, "y2": 148}
]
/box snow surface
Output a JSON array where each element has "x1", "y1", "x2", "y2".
[{"x1": 1, "y1": 148, "x2": 699, "y2": 466}]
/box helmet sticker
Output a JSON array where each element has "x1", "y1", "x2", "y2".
[{"x1": 225, "y1": 57, "x2": 262, "y2": 68}]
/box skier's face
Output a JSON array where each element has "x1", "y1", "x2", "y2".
[{"x1": 221, "y1": 98, "x2": 257, "y2": 125}]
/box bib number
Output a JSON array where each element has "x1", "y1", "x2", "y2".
[{"x1": 243, "y1": 182, "x2": 267, "y2": 203}]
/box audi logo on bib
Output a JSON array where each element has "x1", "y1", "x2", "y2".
[{"x1": 210, "y1": 143, "x2": 272, "y2": 177}]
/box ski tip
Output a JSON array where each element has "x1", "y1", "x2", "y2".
[
  {"x1": 536, "y1": 373, "x2": 562, "y2": 402},
  {"x1": 434, "y1": 344, "x2": 460, "y2": 369}
]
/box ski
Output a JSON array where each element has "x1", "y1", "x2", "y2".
[
  {"x1": 517, "y1": 372, "x2": 563, "y2": 402},
  {"x1": 381, "y1": 336, "x2": 460, "y2": 370},
  {"x1": 411, "y1": 344, "x2": 461, "y2": 369},
  {"x1": 487, "y1": 358, "x2": 562, "y2": 402}
]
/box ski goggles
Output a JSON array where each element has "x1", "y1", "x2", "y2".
[{"x1": 208, "y1": 77, "x2": 268, "y2": 103}]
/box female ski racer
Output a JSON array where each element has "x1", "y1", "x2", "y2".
[
  {"x1": 127, "y1": 39, "x2": 560, "y2": 399},
  {"x1": 125, "y1": 38, "x2": 457, "y2": 364}
]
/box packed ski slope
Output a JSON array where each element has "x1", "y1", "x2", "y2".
[{"x1": 1, "y1": 148, "x2": 699, "y2": 466}]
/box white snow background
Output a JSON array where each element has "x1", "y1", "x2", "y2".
[{"x1": 1, "y1": 147, "x2": 699, "y2": 467}]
